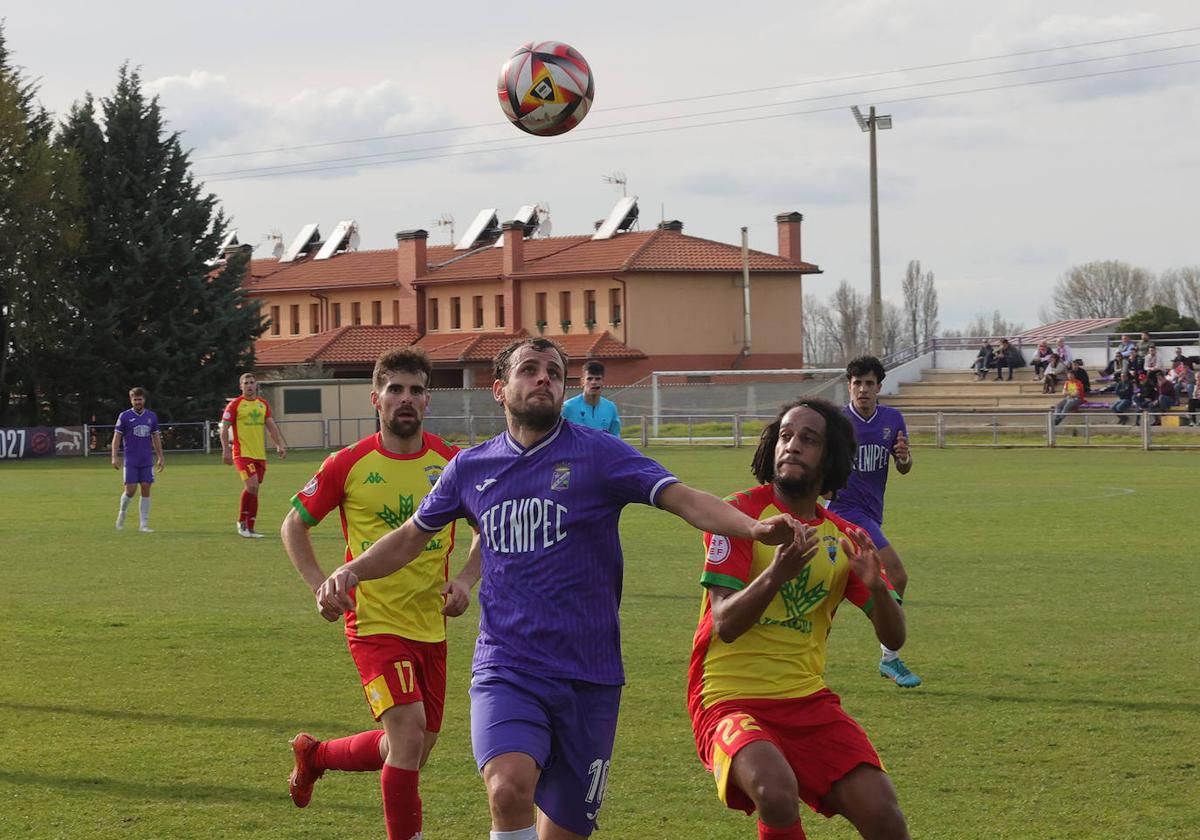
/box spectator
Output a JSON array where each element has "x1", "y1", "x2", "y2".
[
  {"x1": 972, "y1": 340, "x2": 994, "y2": 380},
  {"x1": 1134, "y1": 372, "x2": 1159, "y2": 425},
  {"x1": 1171, "y1": 347, "x2": 1188, "y2": 367},
  {"x1": 1137, "y1": 332, "x2": 1153, "y2": 358},
  {"x1": 1042, "y1": 353, "x2": 1067, "y2": 393},
  {"x1": 1053, "y1": 369, "x2": 1086, "y2": 426},
  {"x1": 990, "y1": 338, "x2": 1024, "y2": 381},
  {"x1": 1070, "y1": 359, "x2": 1091, "y2": 395},
  {"x1": 1054, "y1": 337, "x2": 1074, "y2": 365},
  {"x1": 1187, "y1": 362, "x2": 1200, "y2": 427},
  {"x1": 1159, "y1": 373, "x2": 1178, "y2": 416},
  {"x1": 1127, "y1": 346, "x2": 1144, "y2": 375},
  {"x1": 1102, "y1": 335, "x2": 1136, "y2": 377},
  {"x1": 1030, "y1": 341, "x2": 1054, "y2": 379},
  {"x1": 1111, "y1": 372, "x2": 1136, "y2": 425},
  {"x1": 1175, "y1": 360, "x2": 1195, "y2": 402},
  {"x1": 1145, "y1": 345, "x2": 1162, "y2": 374},
  {"x1": 1117, "y1": 334, "x2": 1137, "y2": 359}
]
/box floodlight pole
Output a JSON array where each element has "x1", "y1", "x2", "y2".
[{"x1": 852, "y1": 105, "x2": 892, "y2": 358}]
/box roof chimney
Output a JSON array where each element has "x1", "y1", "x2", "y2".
[
  {"x1": 657, "y1": 220, "x2": 684, "y2": 232},
  {"x1": 502, "y1": 220, "x2": 524, "y2": 275},
  {"x1": 396, "y1": 229, "x2": 428, "y2": 287},
  {"x1": 775, "y1": 212, "x2": 803, "y2": 263}
]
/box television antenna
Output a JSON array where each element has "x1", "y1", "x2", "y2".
[
  {"x1": 601, "y1": 172, "x2": 627, "y2": 197},
  {"x1": 433, "y1": 213, "x2": 455, "y2": 244}
]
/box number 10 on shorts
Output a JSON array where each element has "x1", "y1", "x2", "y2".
[{"x1": 585, "y1": 758, "x2": 610, "y2": 820}]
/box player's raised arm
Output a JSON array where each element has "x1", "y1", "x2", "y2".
[
  {"x1": 707, "y1": 526, "x2": 819, "y2": 642},
  {"x1": 315, "y1": 519, "x2": 434, "y2": 618},
  {"x1": 657, "y1": 482, "x2": 802, "y2": 545},
  {"x1": 841, "y1": 527, "x2": 906, "y2": 650}
]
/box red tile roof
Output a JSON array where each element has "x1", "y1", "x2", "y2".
[
  {"x1": 255, "y1": 325, "x2": 419, "y2": 367},
  {"x1": 242, "y1": 228, "x2": 819, "y2": 293},
  {"x1": 414, "y1": 330, "x2": 645, "y2": 363}
]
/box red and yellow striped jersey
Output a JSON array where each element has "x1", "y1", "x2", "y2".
[
  {"x1": 221, "y1": 396, "x2": 271, "y2": 460},
  {"x1": 291, "y1": 432, "x2": 459, "y2": 641},
  {"x1": 687, "y1": 484, "x2": 897, "y2": 713}
]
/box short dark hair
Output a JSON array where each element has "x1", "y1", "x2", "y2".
[
  {"x1": 845, "y1": 355, "x2": 886, "y2": 384},
  {"x1": 373, "y1": 347, "x2": 432, "y2": 389},
  {"x1": 493, "y1": 337, "x2": 569, "y2": 382},
  {"x1": 129, "y1": 387, "x2": 147, "y2": 398},
  {"x1": 750, "y1": 398, "x2": 856, "y2": 497},
  {"x1": 583, "y1": 360, "x2": 606, "y2": 377}
]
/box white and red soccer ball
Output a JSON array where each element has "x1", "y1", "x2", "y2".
[{"x1": 498, "y1": 41, "x2": 594, "y2": 137}]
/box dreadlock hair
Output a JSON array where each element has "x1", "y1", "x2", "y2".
[{"x1": 750, "y1": 397, "x2": 857, "y2": 498}]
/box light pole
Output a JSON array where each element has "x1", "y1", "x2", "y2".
[{"x1": 852, "y1": 105, "x2": 892, "y2": 357}]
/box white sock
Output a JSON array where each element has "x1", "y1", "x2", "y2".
[
  {"x1": 140, "y1": 497, "x2": 152, "y2": 526},
  {"x1": 490, "y1": 828, "x2": 538, "y2": 840},
  {"x1": 881, "y1": 644, "x2": 899, "y2": 662},
  {"x1": 119, "y1": 493, "x2": 133, "y2": 512}
]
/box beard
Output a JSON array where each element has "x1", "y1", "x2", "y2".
[
  {"x1": 383, "y1": 413, "x2": 421, "y2": 439},
  {"x1": 774, "y1": 473, "x2": 819, "y2": 498},
  {"x1": 508, "y1": 398, "x2": 560, "y2": 433}
]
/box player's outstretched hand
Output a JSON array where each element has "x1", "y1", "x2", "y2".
[
  {"x1": 315, "y1": 566, "x2": 357, "y2": 621},
  {"x1": 753, "y1": 513, "x2": 804, "y2": 546},
  {"x1": 840, "y1": 527, "x2": 885, "y2": 591},
  {"x1": 771, "y1": 524, "x2": 818, "y2": 580},
  {"x1": 441, "y1": 578, "x2": 471, "y2": 617}
]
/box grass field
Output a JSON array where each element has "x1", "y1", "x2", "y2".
[{"x1": 1, "y1": 446, "x2": 1196, "y2": 839}]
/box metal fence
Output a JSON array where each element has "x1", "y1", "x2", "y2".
[{"x1": 83, "y1": 410, "x2": 1200, "y2": 455}]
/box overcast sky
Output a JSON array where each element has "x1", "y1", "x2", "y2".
[{"x1": 5, "y1": 1, "x2": 1197, "y2": 330}]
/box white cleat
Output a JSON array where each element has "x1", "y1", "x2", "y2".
[
  {"x1": 115, "y1": 518, "x2": 125, "y2": 531},
  {"x1": 139, "y1": 525, "x2": 154, "y2": 533},
  {"x1": 244, "y1": 530, "x2": 266, "y2": 539},
  {"x1": 237, "y1": 523, "x2": 249, "y2": 537}
]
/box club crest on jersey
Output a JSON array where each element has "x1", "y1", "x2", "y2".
[
  {"x1": 882, "y1": 426, "x2": 893, "y2": 440},
  {"x1": 707, "y1": 535, "x2": 731, "y2": 565},
  {"x1": 550, "y1": 462, "x2": 571, "y2": 491},
  {"x1": 822, "y1": 534, "x2": 839, "y2": 564},
  {"x1": 300, "y1": 476, "x2": 319, "y2": 497},
  {"x1": 424, "y1": 464, "x2": 444, "y2": 486}
]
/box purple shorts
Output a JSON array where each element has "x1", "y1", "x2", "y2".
[
  {"x1": 123, "y1": 464, "x2": 155, "y2": 485},
  {"x1": 469, "y1": 666, "x2": 621, "y2": 837},
  {"x1": 827, "y1": 507, "x2": 890, "y2": 550}
]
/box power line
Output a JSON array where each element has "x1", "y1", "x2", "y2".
[
  {"x1": 202, "y1": 57, "x2": 1200, "y2": 183},
  {"x1": 200, "y1": 49, "x2": 1199, "y2": 181},
  {"x1": 193, "y1": 25, "x2": 1200, "y2": 162}
]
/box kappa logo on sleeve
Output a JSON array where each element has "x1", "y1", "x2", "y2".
[{"x1": 706, "y1": 535, "x2": 731, "y2": 565}]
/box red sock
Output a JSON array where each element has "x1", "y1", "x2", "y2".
[
  {"x1": 239, "y1": 490, "x2": 253, "y2": 526},
  {"x1": 314, "y1": 730, "x2": 385, "y2": 772},
  {"x1": 381, "y1": 764, "x2": 421, "y2": 840},
  {"x1": 759, "y1": 818, "x2": 806, "y2": 839},
  {"x1": 246, "y1": 493, "x2": 259, "y2": 531}
]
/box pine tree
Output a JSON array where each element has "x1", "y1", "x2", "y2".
[
  {"x1": 0, "y1": 24, "x2": 81, "y2": 425},
  {"x1": 56, "y1": 64, "x2": 265, "y2": 424}
]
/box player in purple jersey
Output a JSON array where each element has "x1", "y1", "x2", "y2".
[
  {"x1": 827, "y1": 356, "x2": 923, "y2": 688},
  {"x1": 110, "y1": 387, "x2": 165, "y2": 533},
  {"x1": 315, "y1": 337, "x2": 805, "y2": 840}
]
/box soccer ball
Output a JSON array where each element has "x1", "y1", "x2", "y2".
[{"x1": 498, "y1": 41, "x2": 594, "y2": 136}]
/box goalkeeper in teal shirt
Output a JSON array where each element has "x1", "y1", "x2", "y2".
[{"x1": 562, "y1": 360, "x2": 622, "y2": 436}]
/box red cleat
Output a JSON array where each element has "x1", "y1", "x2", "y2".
[{"x1": 288, "y1": 732, "x2": 325, "y2": 808}]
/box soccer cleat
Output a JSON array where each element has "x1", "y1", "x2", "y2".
[
  {"x1": 115, "y1": 514, "x2": 125, "y2": 531},
  {"x1": 237, "y1": 522, "x2": 249, "y2": 537},
  {"x1": 288, "y1": 733, "x2": 324, "y2": 808},
  {"x1": 245, "y1": 530, "x2": 266, "y2": 539},
  {"x1": 880, "y1": 657, "x2": 923, "y2": 688},
  {"x1": 138, "y1": 525, "x2": 154, "y2": 533}
]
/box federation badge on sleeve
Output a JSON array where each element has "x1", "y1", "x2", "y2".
[
  {"x1": 550, "y1": 462, "x2": 571, "y2": 491},
  {"x1": 706, "y1": 535, "x2": 731, "y2": 565},
  {"x1": 300, "y1": 476, "x2": 319, "y2": 497}
]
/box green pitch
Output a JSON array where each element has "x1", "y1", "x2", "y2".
[{"x1": 0, "y1": 448, "x2": 1195, "y2": 839}]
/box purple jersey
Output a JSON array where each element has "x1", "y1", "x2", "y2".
[
  {"x1": 828, "y1": 403, "x2": 906, "y2": 525},
  {"x1": 413, "y1": 419, "x2": 678, "y2": 685},
  {"x1": 115, "y1": 408, "x2": 159, "y2": 467}
]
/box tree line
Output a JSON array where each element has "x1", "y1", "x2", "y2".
[
  {"x1": 803, "y1": 257, "x2": 1200, "y2": 367},
  {"x1": 0, "y1": 25, "x2": 263, "y2": 427}
]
